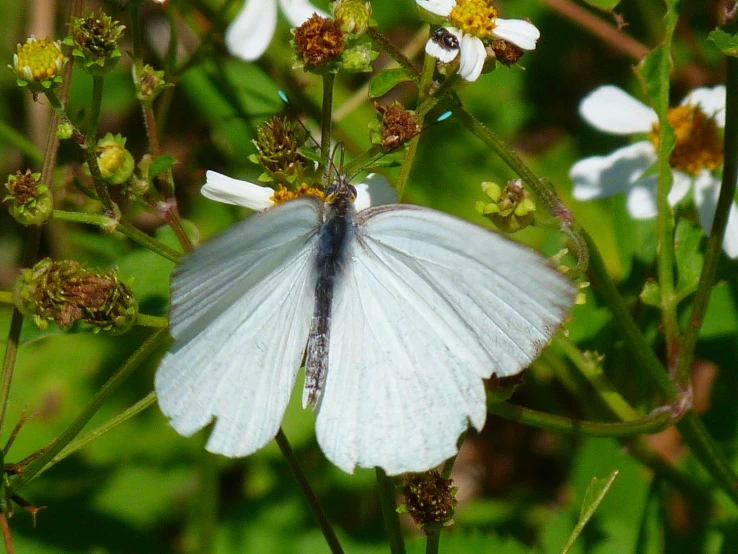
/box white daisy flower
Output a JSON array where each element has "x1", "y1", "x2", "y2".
[
  {"x1": 225, "y1": 0, "x2": 327, "y2": 61},
  {"x1": 570, "y1": 84, "x2": 738, "y2": 258},
  {"x1": 417, "y1": 0, "x2": 540, "y2": 81},
  {"x1": 201, "y1": 170, "x2": 398, "y2": 212}
]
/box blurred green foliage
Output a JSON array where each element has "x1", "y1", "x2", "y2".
[{"x1": 2, "y1": 0, "x2": 738, "y2": 553}]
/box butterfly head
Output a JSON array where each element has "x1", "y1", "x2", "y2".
[{"x1": 325, "y1": 173, "x2": 357, "y2": 208}]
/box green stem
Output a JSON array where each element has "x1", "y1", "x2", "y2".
[
  {"x1": 320, "y1": 73, "x2": 336, "y2": 178},
  {"x1": 376, "y1": 468, "x2": 406, "y2": 554},
  {"x1": 52, "y1": 210, "x2": 182, "y2": 262},
  {"x1": 87, "y1": 76, "x2": 104, "y2": 141},
  {"x1": 487, "y1": 401, "x2": 672, "y2": 437},
  {"x1": 274, "y1": 429, "x2": 345, "y2": 554},
  {"x1": 675, "y1": 54, "x2": 738, "y2": 385},
  {"x1": 0, "y1": 226, "x2": 42, "y2": 437},
  {"x1": 8, "y1": 329, "x2": 167, "y2": 493},
  {"x1": 36, "y1": 392, "x2": 157, "y2": 478},
  {"x1": 396, "y1": 54, "x2": 437, "y2": 201},
  {"x1": 583, "y1": 229, "x2": 679, "y2": 400},
  {"x1": 195, "y1": 450, "x2": 219, "y2": 554},
  {"x1": 367, "y1": 27, "x2": 421, "y2": 83},
  {"x1": 135, "y1": 314, "x2": 168, "y2": 328},
  {"x1": 426, "y1": 532, "x2": 440, "y2": 554}
]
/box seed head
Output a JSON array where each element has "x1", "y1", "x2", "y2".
[
  {"x1": 249, "y1": 116, "x2": 309, "y2": 186},
  {"x1": 4, "y1": 170, "x2": 53, "y2": 225},
  {"x1": 402, "y1": 471, "x2": 457, "y2": 533},
  {"x1": 293, "y1": 14, "x2": 346, "y2": 71},
  {"x1": 374, "y1": 102, "x2": 420, "y2": 151},
  {"x1": 65, "y1": 9, "x2": 125, "y2": 75}
]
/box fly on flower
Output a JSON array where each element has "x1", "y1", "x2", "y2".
[
  {"x1": 155, "y1": 126, "x2": 575, "y2": 475},
  {"x1": 569, "y1": 85, "x2": 738, "y2": 258},
  {"x1": 418, "y1": 0, "x2": 540, "y2": 81}
]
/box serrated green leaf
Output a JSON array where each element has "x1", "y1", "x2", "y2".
[
  {"x1": 640, "y1": 279, "x2": 661, "y2": 307},
  {"x1": 708, "y1": 28, "x2": 738, "y2": 57},
  {"x1": 674, "y1": 219, "x2": 705, "y2": 299},
  {"x1": 581, "y1": 0, "x2": 620, "y2": 10},
  {"x1": 369, "y1": 68, "x2": 412, "y2": 98},
  {"x1": 148, "y1": 154, "x2": 177, "y2": 180},
  {"x1": 559, "y1": 470, "x2": 619, "y2": 554}
]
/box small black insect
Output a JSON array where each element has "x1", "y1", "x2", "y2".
[{"x1": 431, "y1": 27, "x2": 459, "y2": 51}]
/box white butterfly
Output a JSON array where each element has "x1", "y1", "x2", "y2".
[{"x1": 155, "y1": 174, "x2": 575, "y2": 475}]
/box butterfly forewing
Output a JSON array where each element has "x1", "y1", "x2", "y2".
[
  {"x1": 315, "y1": 204, "x2": 575, "y2": 475},
  {"x1": 156, "y1": 197, "x2": 323, "y2": 457}
]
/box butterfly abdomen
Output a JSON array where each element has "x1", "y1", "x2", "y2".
[{"x1": 303, "y1": 200, "x2": 355, "y2": 408}]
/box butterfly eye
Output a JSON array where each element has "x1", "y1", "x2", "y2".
[{"x1": 347, "y1": 185, "x2": 357, "y2": 202}]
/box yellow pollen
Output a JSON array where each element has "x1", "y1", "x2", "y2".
[
  {"x1": 449, "y1": 0, "x2": 498, "y2": 40},
  {"x1": 14, "y1": 37, "x2": 65, "y2": 82},
  {"x1": 271, "y1": 183, "x2": 325, "y2": 205},
  {"x1": 649, "y1": 104, "x2": 723, "y2": 175}
]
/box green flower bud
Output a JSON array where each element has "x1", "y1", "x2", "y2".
[
  {"x1": 333, "y1": 0, "x2": 372, "y2": 36},
  {"x1": 476, "y1": 179, "x2": 536, "y2": 233},
  {"x1": 56, "y1": 121, "x2": 74, "y2": 139},
  {"x1": 13, "y1": 258, "x2": 138, "y2": 334},
  {"x1": 400, "y1": 471, "x2": 457, "y2": 534},
  {"x1": 341, "y1": 44, "x2": 376, "y2": 73},
  {"x1": 9, "y1": 35, "x2": 66, "y2": 92},
  {"x1": 133, "y1": 63, "x2": 171, "y2": 103},
  {"x1": 64, "y1": 9, "x2": 125, "y2": 75},
  {"x1": 251, "y1": 116, "x2": 308, "y2": 187},
  {"x1": 4, "y1": 170, "x2": 53, "y2": 225},
  {"x1": 96, "y1": 133, "x2": 135, "y2": 185}
]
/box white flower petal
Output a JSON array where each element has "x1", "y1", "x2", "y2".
[
  {"x1": 579, "y1": 85, "x2": 657, "y2": 135},
  {"x1": 415, "y1": 0, "x2": 455, "y2": 17},
  {"x1": 278, "y1": 0, "x2": 327, "y2": 26},
  {"x1": 353, "y1": 173, "x2": 398, "y2": 212},
  {"x1": 425, "y1": 27, "x2": 461, "y2": 64},
  {"x1": 201, "y1": 170, "x2": 275, "y2": 211},
  {"x1": 682, "y1": 85, "x2": 727, "y2": 127},
  {"x1": 693, "y1": 169, "x2": 738, "y2": 258},
  {"x1": 458, "y1": 34, "x2": 486, "y2": 82},
  {"x1": 570, "y1": 141, "x2": 656, "y2": 200},
  {"x1": 225, "y1": 0, "x2": 278, "y2": 61},
  {"x1": 668, "y1": 170, "x2": 692, "y2": 206},
  {"x1": 492, "y1": 19, "x2": 540, "y2": 51},
  {"x1": 625, "y1": 177, "x2": 659, "y2": 219}
]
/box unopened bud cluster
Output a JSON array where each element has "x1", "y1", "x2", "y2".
[
  {"x1": 133, "y1": 64, "x2": 170, "y2": 103},
  {"x1": 4, "y1": 170, "x2": 52, "y2": 225},
  {"x1": 401, "y1": 471, "x2": 457, "y2": 533},
  {"x1": 64, "y1": 9, "x2": 125, "y2": 75},
  {"x1": 292, "y1": 0, "x2": 376, "y2": 74},
  {"x1": 476, "y1": 179, "x2": 536, "y2": 233},
  {"x1": 14, "y1": 258, "x2": 138, "y2": 334},
  {"x1": 96, "y1": 133, "x2": 135, "y2": 185}
]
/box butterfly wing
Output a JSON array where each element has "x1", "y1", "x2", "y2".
[
  {"x1": 315, "y1": 205, "x2": 575, "y2": 474},
  {"x1": 155, "y1": 197, "x2": 322, "y2": 457}
]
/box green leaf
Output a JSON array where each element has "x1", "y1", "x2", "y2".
[
  {"x1": 147, "y1": 154, "x2": 177, "y2": 180},
  {"x1": 559, "y1": 470, "x2": 620, "y2": 554},
  {"x1": 369, "y1": 68, "x2": 412, "y2": 98},
  {"x1": 674, "y1": 219, "x2": 705, "y2": 299},
  {"x1": 640, "y1": 279, "x2": 661, "y2": 308},
  {"x1": 580, "y1": 0, "x2": 620, "y2": 10},
  {"x1": 708, "y1": 28, "x2": 738, "y2": 57}
]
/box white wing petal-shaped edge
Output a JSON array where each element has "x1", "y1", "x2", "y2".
[
  {"x1": 316, "y1": 205, "x2": 576, "y2": 475},
  {"x1": 155, "y1": 197, "x2": 323, "y2": 457}
]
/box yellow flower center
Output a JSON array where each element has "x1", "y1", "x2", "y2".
[
  {"x1": 15, "y1": 37, "x2": 65, "y2": 81},
  {"x1": 449, "y1": 0, "x2": 498, "y2": 40},
  {"x1": 649, "y1": 104, "x2": 723, "y2": 175},
  {"x1": 271, "y1": 183, "x2": 325, "y2": 205}
]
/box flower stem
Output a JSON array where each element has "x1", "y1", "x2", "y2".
[
  {"x1": 52, "y1": 210, "x2": 182, "y2": 263},
  {"x1": 274, "y1": 429, "x2": 345, "y2": 554},
  {"x1": 395, "y1": 54, "x2": 437, "y2": 201},
  {"x1": 675, "y1": 53, "x2": 738, "y2": 385},
  {"x1": 376, "y1": 468, "x2": 406, "y2": 554},
  {"x1": 367, "y1": 27, "x2": 421, "y2": 83},
  {"x1": 36, "y1": 392, "x2": 157, "y2": 478},
  {"x1": 425, "y1": 532, "x2": 440, "y2": 554},
  {"x1": 487, "y1": 400, "x2": 672, "y2": 436},
  {"x1": 7, "y1": 329, "x2": 168, "y2": 494},
  {"x1": 320, "y1": 73, "x2": 336, "y2": 179},
  {"x1": 135, "y1": 314, "x2": 169, "y2": 327}
]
